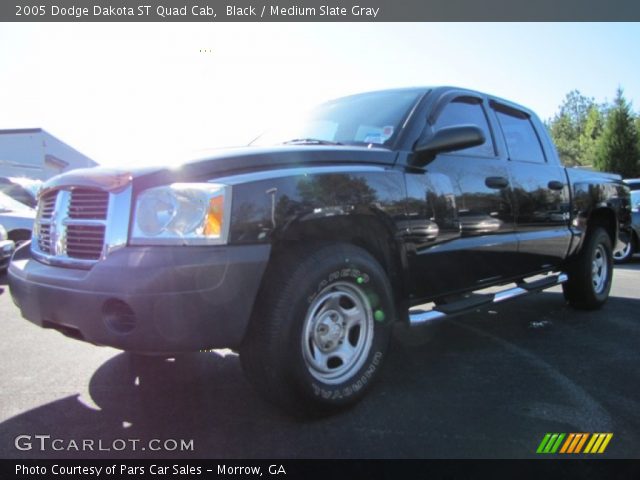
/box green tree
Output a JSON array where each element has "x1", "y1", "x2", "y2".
[
  {"x1": 579, "y1": 105, "x2": 605, "y2": 167},
  {"x1": 560, "y1": 90, "x2": 594, "y2": 132},
  {"x1": 594, "y1": 88, "x2": 640, "y2": 177},
  {"x1": 550, "y1": 113, "x2": 581, "y2": 166},
  {"x1": 636, "y1": 116, "x2": 640, "y2": 169},
  {"x1": 548, "y1": 90, "x2": 595, "y2": 166}
]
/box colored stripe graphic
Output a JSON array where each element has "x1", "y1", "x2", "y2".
[
  {"x1": 584, "y1": 434, "x2": 598, "y2": 453},
  {"x1": 536, "y1": 433, "x2": 551, "y2": 453},
  {"x1": 538, "y1": 433, "x2": 613, "y2": 454},
  {"x1": 536, "y1": 433, "x2": 552, "y2": 453},
  {"x1": 584, "y1": 433, "x2": 614, "y2": 454},
  {"x1": 544, "y1": 434, "x2": 559, "y2": 453},
  {"x1": 550, "y1": 433, "x2": 565, "y2": 453},
  {"x1": 559, "y1": 433, "x2": 575, "y2": 453},
  {"x1": 573, "y1": 434, "x2": 585, "y2": 452},
  {"x1": 536, "y1": 433, "x2": 565, "y2": 453},
  {"x1": 598, "y1": 434, "x2": 613, "y2": 453},
  {"x1": 574, "y1": 434, "x2": 588, "y2": 453}
]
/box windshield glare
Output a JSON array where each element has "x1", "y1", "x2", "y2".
[{"x1": 251, "y1": 90, "x2": 423, "y2": 148}]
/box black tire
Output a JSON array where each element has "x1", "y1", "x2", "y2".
[
  {"x1": 240, "y1": 243, "x2": 394, "y2": 416},
  {"x1": 613, "y1": 234, "x2": 636, "y2": 264},
  {"x1": 562, "y1": 227, "x2": 613, "y2": 310}
]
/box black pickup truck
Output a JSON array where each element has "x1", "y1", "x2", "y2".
[{"x1": 8, "y1": 87, "x2": 631, "y2": 415}]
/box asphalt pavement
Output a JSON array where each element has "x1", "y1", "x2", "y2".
[{"x1": 1, "y1": 259, "x2": 639, "y2": 459}]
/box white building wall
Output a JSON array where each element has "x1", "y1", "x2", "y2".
[{"x1": 0, "y1": 129, "x2": 97, "y2": 181}]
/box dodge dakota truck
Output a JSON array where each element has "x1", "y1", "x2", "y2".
[{"x1": 8, "y1": 87, "x2": 631, "y2": 415}]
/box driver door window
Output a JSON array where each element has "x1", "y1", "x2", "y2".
[{"x1": 434, "y1": 98, "x2": 496, "y2": 157}]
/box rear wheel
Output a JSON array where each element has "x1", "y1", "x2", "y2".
[
  {"x1": 240, "y1": 243, "x2": 394, "y2": 416},
  {"x1": 613, "y1": 234, "x2": 635, "y2": 264},
  {"x1": 563, "y1": 227, "x2": 613, "y2": 310}
]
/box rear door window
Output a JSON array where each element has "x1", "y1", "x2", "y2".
[{"x1": 493, "y1": 106, "x2": 546, "y2": 163}]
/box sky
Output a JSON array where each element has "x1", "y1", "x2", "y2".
[{"x1": 1, "y1": 22, "x2": 639, "y2": 168}]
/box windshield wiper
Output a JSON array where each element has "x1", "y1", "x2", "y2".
[{"x1": 282, "y1": 138, "x2": 343, "y2": 146}]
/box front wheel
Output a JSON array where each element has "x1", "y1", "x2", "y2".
[
  {"x1": 240, "y1": 243, "x2": 394, "y2": 416},
  {"x1": 562, "y1": 227, "x2": 613, "y2": 310}
]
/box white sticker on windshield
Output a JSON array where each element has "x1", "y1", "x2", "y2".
[{"x1": 381, "y1": 126, "x2": 394, "y2": 141}]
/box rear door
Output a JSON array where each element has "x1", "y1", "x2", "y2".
[{"x1": 489, "y1": 101, "x2": 571, "y2": 273}]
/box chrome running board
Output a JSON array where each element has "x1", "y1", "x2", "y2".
[{"x1": 409, "y1": 273, "x2": 568, "y2": 326}]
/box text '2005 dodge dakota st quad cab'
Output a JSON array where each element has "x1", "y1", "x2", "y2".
[{"x1": 9, "y1": 87, "x2": 631, "y2": 416}]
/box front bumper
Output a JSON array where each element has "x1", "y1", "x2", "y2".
[{"x1": 8, "y1": 243, "x2": 270, "y2": 352}]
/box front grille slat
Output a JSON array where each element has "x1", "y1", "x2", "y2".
[
  {"x1": 68, "y1": 189, "x2": 109, "y2": 220},
  {"x1": 33, "y1": 188, "x2": 109, "y2": 262},
  {"x1": 66, "y1": 236, "x2": 104, "y2": 241},
  {"x1": 38, "y1": 191, "x2": 58, "y2": 221}
]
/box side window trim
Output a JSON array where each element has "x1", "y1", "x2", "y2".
[{"x1": 429, "y1": 93, "x2": 483, "y2": 125}]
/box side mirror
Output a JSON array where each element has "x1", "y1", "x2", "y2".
[{"x1": 412, "y1": 125, "x2": 485, "y2": 166}]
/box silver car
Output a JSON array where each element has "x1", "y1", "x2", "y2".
[{"x1": 614, "y1": 180, "x2": 640, "y2": 263}]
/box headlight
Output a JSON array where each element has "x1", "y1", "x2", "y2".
[{"x1": 131, "y1": 183, "x2": 231, "y2": 245}]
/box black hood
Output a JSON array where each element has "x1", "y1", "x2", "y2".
[{"x1": 43, "y1": 145, "x2": 397, "y2": 193}]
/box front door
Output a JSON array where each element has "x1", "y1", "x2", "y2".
[{"x1": 407, "y1": 96, "x2": 518, "y2": 301}]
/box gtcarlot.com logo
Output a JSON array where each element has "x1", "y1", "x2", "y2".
[
  {"x1": 14, "y1": 435, "x2": 194, "y2": 452},
  {"x1": 536, "y1": 433, "x2": 613, "y2": 455}
]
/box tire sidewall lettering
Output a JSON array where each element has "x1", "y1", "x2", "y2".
[
  {"x1": 309, "y1": 350, "x2": 384, "y2": 401},
  {"x1": 306, "y1": 268, "x2": 370, "y2": 304}
]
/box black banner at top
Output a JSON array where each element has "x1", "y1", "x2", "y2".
[{"x1": 3, "y1": 0, "x2": 640, "y2": 22}]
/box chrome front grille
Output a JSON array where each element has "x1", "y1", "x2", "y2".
[
  {"x1": 39, "y1": 190, "x2": 57, "y2": 219},
  {"x1": 69, "y1": 189, "x2": 109, "y2": 219},
  {"x1": 33, "y1": 188, "x2": 108, "y2": 262},
  {"x1": 37, "y1": 223, "x2": 52, "y2": 254},
  {"x1": 31, "y1": 184, "x2": 133, "y2": 268},
  {"x1": 66, "y1": 224, "x2": 106, "y2": 259}
]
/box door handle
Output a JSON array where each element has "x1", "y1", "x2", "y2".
[
  {"x1": 547, "y1": 180, "x2": 565, "y2": 190},
  {"x1": 485, "y1": 176, "x2": 509, "y2": 189}
]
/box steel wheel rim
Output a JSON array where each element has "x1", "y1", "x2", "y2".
[
  {"x1": 613, "y1": 242, "x2": 631, "y2": 261},
  {"x1": 302, "y1": 281, "x2": 374, "y2": 385},
  {"x1": 592, "y1": 244, "x2": 608, "y2": 293}
]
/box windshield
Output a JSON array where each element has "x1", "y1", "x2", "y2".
[
  {"x1": 631, "y1": 190, "x2": 640, "y2": 208},
  {"x1": 8, "y1": 176, "x2": 42, "y2": 196},
  {"x1": 0, "y1": 191, "x2": 35, "y2": 213},
  {"x1": 251, "y1": 89, "x2": 424, "y2": 148}
]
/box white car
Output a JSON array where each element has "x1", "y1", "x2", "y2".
[
  {"x1": 0, "y1": 224, "x2": 16, "y2": 272},
  {"x1": 0, "y1": 191, "x2": 35, "y2": 246}
]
